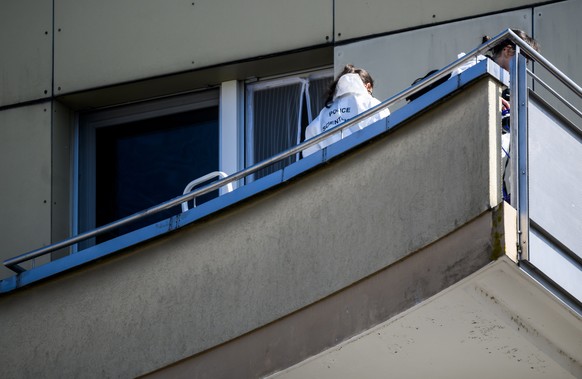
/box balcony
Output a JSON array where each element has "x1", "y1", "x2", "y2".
[{"x1": 0, "y1": 31, "x2": 580, "y2": 378}]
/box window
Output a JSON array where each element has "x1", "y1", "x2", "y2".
[
  {"x1": 245, "y1": 70, "x2": 333, "y2": 180},
  {"x1": 76, "y1": 90, "x2": 220, "y2": 243},
  {"x1": 73, "y1": 69, "x2": 332, "y2": 246}
]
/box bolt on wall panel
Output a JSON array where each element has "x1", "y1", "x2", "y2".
[
  {"x1": 54, "y1": 0, "x2": 333, "y2": 95},
  {"x1": 335, "y1": 10, "x2": 531, "y2": 104},
  {"x1": 0, "y1": 103, "x2": 52, "y2": 280},
  {"x1": 334, "y1": 0, "x2": 537, "y2": 42},
  {"x1": 0, "y1": 0, "x2": 53, "y2": 107}
]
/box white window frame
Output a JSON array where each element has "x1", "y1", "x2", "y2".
[{"x1": 220, "y1": 80, "x2": 244, "y2": 193}]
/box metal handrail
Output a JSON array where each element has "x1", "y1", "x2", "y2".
[
  {"x1": 527, "y1": 69, "x2": 582, "y2": 120},
  {"x1": 506, "y1": 29, "x2": 582, "y2": 98},
  {"x1": 3, "y1": 29, "x2": 528, "y2": 273}
]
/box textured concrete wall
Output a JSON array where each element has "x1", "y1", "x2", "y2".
[
  {"x1": 0, "y1": 77, "x2": 501, "y2": 378},
  {"x1": 267, "y1": 256, "x2": 582, "y2": 379},
  {"x1": 144, "y1": 209, "x2": 502, "y2": 379}
]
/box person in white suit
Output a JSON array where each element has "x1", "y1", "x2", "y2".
[{"x1": 303, "y1": 64, "x2": 389, "y2": 157}]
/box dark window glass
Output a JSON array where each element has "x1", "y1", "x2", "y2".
[{"x1": 93, "y1": 106, "x2": 218, "y2": 241}]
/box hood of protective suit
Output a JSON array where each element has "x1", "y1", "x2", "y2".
[
  {"x1": 303, "y1": 72, "x2": 389, "y2": 157},
  {"x1": 333, "y1": 73, "x2": 370, "y2": 100}
]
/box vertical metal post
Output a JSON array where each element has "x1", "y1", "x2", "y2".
[{"x1": 513, "y1": 51, "x2": 530, "y2": 261}]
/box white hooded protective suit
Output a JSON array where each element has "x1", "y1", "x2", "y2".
[{"x1": 302, "y1": 73, "x2": 389, "y2": 157}]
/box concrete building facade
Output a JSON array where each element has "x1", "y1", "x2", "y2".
[{"x1": 1, "y1": 1, "x2": 581, "y2": 378}]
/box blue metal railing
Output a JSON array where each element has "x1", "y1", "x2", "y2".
[{"x1": 3, "y1": 29, "x2": 543, "y2": 275}]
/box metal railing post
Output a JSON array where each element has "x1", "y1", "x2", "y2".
[{"x1": 514, "y1": 52, "x2": 530, "y2": 261}]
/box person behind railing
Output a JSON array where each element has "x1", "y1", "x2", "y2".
[
  {"x1": 410, "y1": 30, "x2": 540, "y2": 203},
  {"x1": 488, "y1": 30, "x2": 540, "y2": 203},
  {"x1": 453, "y1": 29, "x2": 540, "y2": 113},
  {"x1": 405, "y1": 30, "x2": 538, "y2": 102},
  {"x1": 458, "y1": 30, "x2": 540, "y2": 203},
  {"x1": 405, "y1": 69, "x2": 452, "y2": 102},
  {"x1": 302, "y1": 64, "x2": 390, "y2": 157}
]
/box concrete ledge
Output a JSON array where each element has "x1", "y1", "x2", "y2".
[{"x1": 267, "y1": 255, "x2": 582, "y2": 379}]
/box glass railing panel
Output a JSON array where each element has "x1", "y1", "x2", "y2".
[
  {"x1": 528, "y1": 95, "x2": 582, "y2": 258},
  {"x1": 516, "y1": 41, "x2": 582, "y2": 308},
  {"x1": 529, "y1": 226, "x2": 582, "y2": 301}
]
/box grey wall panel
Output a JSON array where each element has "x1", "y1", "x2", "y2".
[
  {"x1": 54, "y1": 0, "x2": 333, "y2": 94},
  {"x1": 534, "y1": 0, "x2": 582, "y2": 83},
  {"x1": 51, "y1": 102, "x2": 73, "y2": 259},
  {"x1": 0, "y1": 104, "x2": 52, "y2": 280},
  {"x1": 534, "y1": 0, "x2": 582, "y2": 113},
  {"x1": 335, "y1": 10, "x2": 532, "y2": 105},
  {"x1": 0, "y1": 0, "x2": 53, "y2": 107},
  {"x1": 335, "y1": 0, "x2": 536, "y2": 42}
]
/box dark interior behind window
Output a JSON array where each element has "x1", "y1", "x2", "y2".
[{"x1": 92, "y1": 106, "x2": 219, "y2": 241}]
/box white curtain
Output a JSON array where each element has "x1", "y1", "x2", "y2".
[{"x1": 246, "y1": 73, "x2": 332, "y2": 180}]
